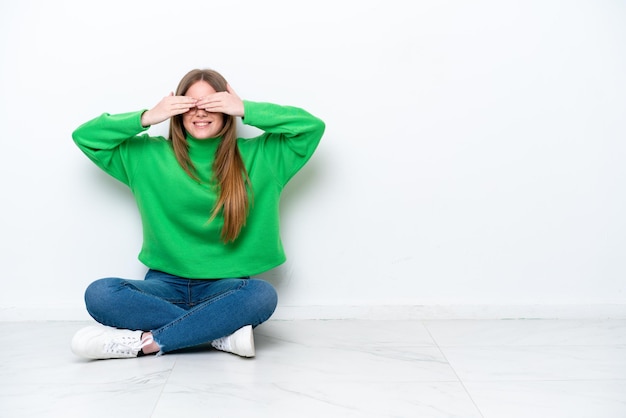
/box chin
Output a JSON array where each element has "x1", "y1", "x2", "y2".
[{"x1": 191, "y1": 131, "x2": 217, "y2": 140}]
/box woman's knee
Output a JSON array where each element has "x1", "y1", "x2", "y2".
[
  {"x1": 84, "y1": 278, "x2": 124, "y2": 317},
  {"x1": 248, "y1": 279, "x2": 278, "y2": 317}
]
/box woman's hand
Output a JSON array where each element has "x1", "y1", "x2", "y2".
[
  {"x1": 140, "y1": 93, "x2": 197, "y2": 127},
  {"x1": 195, "y1": 84, "x2": 245, "y2": 117}
]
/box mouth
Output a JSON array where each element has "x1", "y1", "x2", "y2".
[{"x1": 193, "y1": 121, "x2": 211, "y2": 128}]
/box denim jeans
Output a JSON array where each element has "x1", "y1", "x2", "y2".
[{"x1": 83, "y1": 269, "x2": 278, "y2": 353}]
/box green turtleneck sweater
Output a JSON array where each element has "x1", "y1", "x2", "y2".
[{"x1": 72, "y1": 101, "x2": 325, "y2": 278}]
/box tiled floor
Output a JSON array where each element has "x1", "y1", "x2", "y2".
[{"x1": 1, "y1": 319, "x2": 625, "y2": 417}]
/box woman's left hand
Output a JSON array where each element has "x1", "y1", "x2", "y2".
[{"x1": 195, "y1": 84, "x2": 245, "y2": 117}]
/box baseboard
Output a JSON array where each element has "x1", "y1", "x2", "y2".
[{"x1": 2, "y1": 304, "x2": 625, "y2": 322}]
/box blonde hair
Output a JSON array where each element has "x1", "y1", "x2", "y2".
[{"x1": 168, "y1": 69, "x2": 251, "y2": 243}]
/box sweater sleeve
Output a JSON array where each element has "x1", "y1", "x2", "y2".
[
  {"x1": 241, "y1": 101, "x2": 325, "y2": 186},
  {"x1": 72, "y1": 111, "x2": 149, "y2": 185}
]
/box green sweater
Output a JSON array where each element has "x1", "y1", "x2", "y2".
[{"x1": 73, "y1": 101, "x2": 325, "y2": 278}]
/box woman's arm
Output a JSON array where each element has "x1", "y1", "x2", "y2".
[
  {"x1": 72, "y1": 111, "x2": 149, "y2": 184},
  {"x1": 72, "y1": 93, "x2": 197, "y2": 184},
  {"x1": 241, "y1": 100, "x2": 326, "y2": 186},
  {"x1": 195, "y1": 84, "x2": 326, "y2": 185}
]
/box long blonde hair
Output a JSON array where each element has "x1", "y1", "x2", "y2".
[{"x1": 168, "y1": 69, "x2": 251, "y2": 243}]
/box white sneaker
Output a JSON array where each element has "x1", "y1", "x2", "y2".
[
  {"x1": 211, "y1": 325, "x2": 255, "y2": 357},
  {"x1": 71, "y1": 325, "x2": 152, "y2": 360}
]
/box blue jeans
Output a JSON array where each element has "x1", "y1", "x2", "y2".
[{"x1": 83, "y1": 269, "x2": 278, "y2": 353}]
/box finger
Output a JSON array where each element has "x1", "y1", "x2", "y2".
[
  {"x1": 173, "y1": 104, "x2": 195, "y2": 111},
  {"x1": 177, "y1": 96, "x2": 198, "y2": 103},
  {"x1": 202, "y1": 99, "x2": 227, "y2": 110},
  {"x1": 195, "y1": 94, "x2": 222, "y2": 104},
  {"x1": 168, "y1": 99, "x2": 197, "y2": 111}
]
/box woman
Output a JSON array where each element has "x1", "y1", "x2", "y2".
[{"x1": 71, "y1": 69, "x2": 325, "y2": 359}]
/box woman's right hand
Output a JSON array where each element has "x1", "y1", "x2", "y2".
[{"x1": 140, "y1": 92, "x2": 197, "y2": 127}]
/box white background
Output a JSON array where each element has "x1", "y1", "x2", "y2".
[{"x1": 1, "y1": 0, "x2": 625, "y2": 320}]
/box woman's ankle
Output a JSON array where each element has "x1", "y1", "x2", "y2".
[{"x1": 140, "y1": 332, "x2": 160, "y2": 355}]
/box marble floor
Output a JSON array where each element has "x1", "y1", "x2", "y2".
[{"x1": 1, "y1": 319, "x2": 625, "y2": 417}]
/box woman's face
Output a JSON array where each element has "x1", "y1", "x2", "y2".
[{"x1": 182, "y1": 80, "x2": 225, "y2": 139}]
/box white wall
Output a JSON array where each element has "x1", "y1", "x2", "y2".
[{"x1": 1, "y1": 0, "x2": 625, "y2": 320}]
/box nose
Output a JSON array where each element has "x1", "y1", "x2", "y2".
[{"x1": 189, "y1": 106, "x2": 209, "y2": 115}]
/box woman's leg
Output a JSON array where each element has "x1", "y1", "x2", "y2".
[
  {"x1": 83, "y1": 270, "x2": 189, "y2": 331},
  {"x1": 82, "y1": 269, "x2": 277, "y2": 354},
  {"x1": 150, "y1": 277, "x2": 277, "y2": 353}
]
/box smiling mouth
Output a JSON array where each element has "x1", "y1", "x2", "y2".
[{"x1": 194, "y1": 122, "x2": 211, "y2": 127}]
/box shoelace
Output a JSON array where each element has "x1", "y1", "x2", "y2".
[
  {"x1": 103, "y1": 335, "x2": 154, "y2": 355},
  {"x1": 211, "y1": 336, "x2": 230, "y2": 351}
]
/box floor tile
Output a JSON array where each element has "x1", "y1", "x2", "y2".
[
  {"x1": 1, "y1": 319, "x2": 625, "y2": 418},
  {"x1": 465, "y1": 379, "x2": 626, "y2": 418},
  {"x1": 257, "y1": 319, "x2": 438, "y2": 348},
  {"x1": 425, "y1": 319, "x2": 626, "y2": 347},
  {"x1": 168, "y1": 330, "x2": 459, "y2": 384},
  {"x1": 439, "y1": 345, "x2": 626, "y2": 381},
  {"x1": 152, "y1": 381, "x2": 483, "y2": 418}
]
